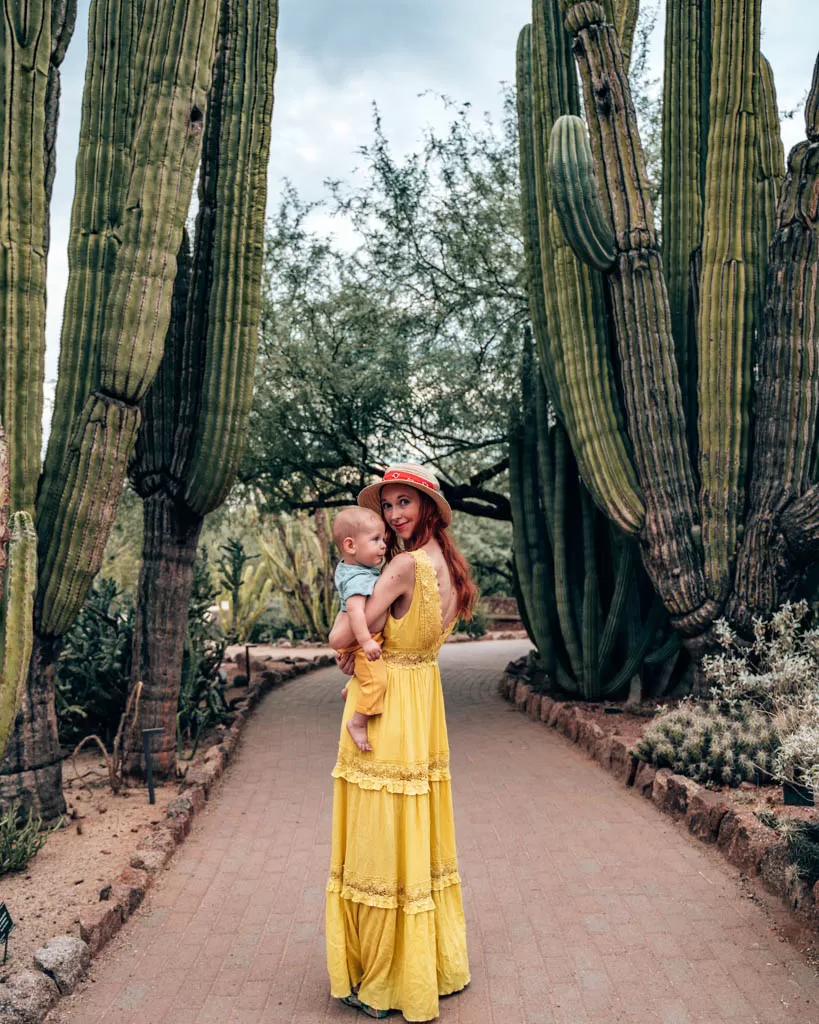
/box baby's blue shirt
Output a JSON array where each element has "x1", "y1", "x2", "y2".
[{"x1": 335, "y1": 561, "x2": 381, "y2": 611}]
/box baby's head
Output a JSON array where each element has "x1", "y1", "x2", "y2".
[{"x1": 332, "y1": 506, "x2": 387, "y2": 568}]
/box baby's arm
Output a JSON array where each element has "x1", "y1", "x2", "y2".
[
  {"x1": 346, "y1": 595, "x2": 381, "y2": 661},
  {"x1": 329, "y1": 552, "x2": 415, "y2": 650}
]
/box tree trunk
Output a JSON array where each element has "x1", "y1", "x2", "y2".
[
  {"x1": 0, "y1": 633, "x2": 65, "y2": 820},
  {"x1": 124, "y1": 492, "x2": 202, "y2": 779}
]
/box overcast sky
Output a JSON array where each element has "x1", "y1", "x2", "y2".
[{"x1": 43, "y1": 0, "x2": 819, "y2": 421}]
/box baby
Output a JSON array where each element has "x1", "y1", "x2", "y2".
[{"x1": 332, "y1": 506, "x2": 389, "y2": 753}]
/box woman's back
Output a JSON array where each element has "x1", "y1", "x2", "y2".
[{"x1": 383, "y1": 548, "x2": 455, "y2": 658}]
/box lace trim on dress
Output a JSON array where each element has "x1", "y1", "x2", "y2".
[
  {"x1": 381, "y1": 649, "x2": 440, "y2": 667},
  {"x1": 327, "y1": 861, "x2": 462, "y2": 914},
  {"x1": 332, "y1": 750, "x2": 451, "y2": 794}
]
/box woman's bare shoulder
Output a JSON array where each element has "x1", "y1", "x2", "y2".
[{"x1": 383, "y1": 551, "x2": 416, "y2": 580}]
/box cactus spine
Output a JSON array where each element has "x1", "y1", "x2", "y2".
[
  {"x1": 518, "y1": 0, "x2": 819, "y2": 678},
  {"x1": 126, "y1": 0, "x2": 279, "y2": 778}
]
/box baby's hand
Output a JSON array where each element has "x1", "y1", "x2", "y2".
[{"x1": 362, "y1": 638, "x2": 382, "y2": 661}]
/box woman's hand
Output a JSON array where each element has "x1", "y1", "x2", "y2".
[{"x1": 336, "y1": 650, "x2": 355, "y2": 675}]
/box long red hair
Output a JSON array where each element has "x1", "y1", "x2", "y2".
[{"x1": 385, "y1": 492, "x2": 479, "y2": 621}]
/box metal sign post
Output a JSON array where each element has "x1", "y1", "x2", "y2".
[
  {"x1": 0, "y1": 902, "x2": 14, "y2": 963},
  {"x1": 141, "y1": 728, "x2": 164, "y2": 804}
]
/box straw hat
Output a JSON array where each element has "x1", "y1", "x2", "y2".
[{"x1": 357, "y1": 463, "x2": 453, "y2": 526}]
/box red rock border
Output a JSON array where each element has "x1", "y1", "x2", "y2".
[
  {"x1": 0, "y1": 654, "x2": 335, "y2": 1024},
  {"x1": 498, "y1": 671, "x2": 819, "y2": 934}
]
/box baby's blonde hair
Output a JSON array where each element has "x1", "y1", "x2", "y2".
[{"x1": 332, "y1": 506, "x2": 384, "y2": 551}]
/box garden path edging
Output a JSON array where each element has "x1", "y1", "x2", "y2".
[
  {"x1": 498, "y1": 670, "x2": 819, "y2": 935},
  {"x1": 0, "y1": 653, "x2": 335, "y2": 1024}
]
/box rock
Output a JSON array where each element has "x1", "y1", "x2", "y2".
[
  {"x1": 525, "y1": 692, "x2": 541, "y2": 719},
  {"x1": 716, "y1": 809, "x2": 766, "y2": 875},
  {"x1": 33, "y1": 935, "x2": 91, "y2": 995},
  {"x1": 232, "y1": 673, "x2": 248, "y2": 687},
  {"x1": 652, "y1": 772, "x2": 698, "y2": 818},
  {"x1": 582, "y1": 722, "x2": 605, "y2": 759},
  {"x1": 0, "y1": 969, "x2": 60, "y2": 1023},
  {"x1": 609, "y1": 739, "x2": 638, "y2": 786},
  {"x1": 514, "y1": 683, "x2": 531, "y2": 712},
  {"x1": 275, "y1": 638, "x2": 292, "y2": 647},
  {"x1": 539, "y1": 696, "x2": 554, "y2": 723},
  {"x1": 686, "y1": 789, "x2": 731, "y2": 843},
  {"x1": 79, "y1": 901, "x2": 124, "y2": 955},
  {"x1": 547, "y1": 701, "x2": 561, "y2": 728},
  {"x1": 633, "y1": 761, "x2": 656, "y2": 799},
  {"x1": 113, "y1": 866, "x2": 151, "y2": 916}
]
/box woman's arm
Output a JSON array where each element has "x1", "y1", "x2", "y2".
[{"x1": 328, "y1": 552, "x2": 415, "y2": 649}]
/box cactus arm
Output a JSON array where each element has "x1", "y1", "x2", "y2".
[
  {"x1": 580, "y1": 484, "x2": 601, "y2": 697},
  {"x1": 661, "y1": 0, "x2": 710, "y2": 449},
  {"x1": 613, "y1": 0, "x2": 639, "y2": 73},
  {"x1": 730, "y1": 53, "x2": 819, "y2": 621},
  {"x1": 534, "y1": 370, "x2": 555, "y2": 546},
  {"x1": 35, "y1": 0, "x2": 219, "y2": 637},
  {"x1": 755, "y1": 55, "x2": 785, "y2": 328},
  {"x1": 177, "y1": 0, "x2": 279, "y2": 516},
  {"x1": 0, "y1": 511, "x2": 37, "y2": 757},
  {"x1": 0, "y1": 1, "x2": 53, "y2": 513},
  {"x1": 517, "y1": 24, "x2": 563, "y2": 420},
  {"x1": 696, "y1": 0, "x2": 763, "y2": 600},
  {"x1": 557, "y1": 0, "x2": 708, "y2": 629},
  {"x1": 523, "y1": 7, "x2": 645, "y2": 537},
  {"x1": 549, "y1": 115, "x2": 616, "y2": 271},
  {"x1": 597, "y1": 530, "x2": 635, "y2": 673},
  {"x1": 602, "y1": 596, "x2": 665, "y2": 695},
  {"x1": 552, "y1": 425, "x2": 583, "y2": 678}
]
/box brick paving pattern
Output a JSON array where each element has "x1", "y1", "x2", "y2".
[{"x1": 49, "y1": 640, "x2": 819, "y2": 1024}]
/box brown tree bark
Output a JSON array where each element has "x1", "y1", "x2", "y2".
[
  {"x1": 0, "y1": 634, "x2": 65, "y2": 820},
  {"x1": 123, "y1": 493, "x2": 202, "y2": 779}
]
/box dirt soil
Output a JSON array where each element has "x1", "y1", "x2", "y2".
[{"x1": 0, "y1": 647, "x2": 330, "y2": 978}]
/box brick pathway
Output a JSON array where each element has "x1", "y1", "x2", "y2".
[{"x1": 49, "y1": 640, "x2": 819, "y2": 1024}]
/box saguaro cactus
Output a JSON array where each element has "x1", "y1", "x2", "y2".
[
  {"x1": 517, "y1": 0, "x2": 819, "y2": 683},
  {"x1": 126, "y1": 0, "x2": 279, "y2": 779},
  {"x1": 0, "y1": 429, "x2": 37, "y2": 760},
  {"x1": 0, "y1": 0, "x2": 221, "y2": 818}
]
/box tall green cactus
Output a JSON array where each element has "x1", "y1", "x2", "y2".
[
  {"x1": 126, "y1": 0, "x2": 279, "y2": 779},
  {"x1": 516, "y1": 0, "x2": 819, "y2": 683},
  {"x1": 0, "y1": 430, "x2": 37, "y2": 760},
  {"x1": 0, "y1": 0, "x2": 222, "y2": 818}
]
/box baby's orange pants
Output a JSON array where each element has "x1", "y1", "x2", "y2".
[{"x1": 339, "y1": 631, "x2": 387, "y2": 716}]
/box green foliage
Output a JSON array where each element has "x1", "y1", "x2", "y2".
[
  {"x1": 216, "y1": 537, "x2": 261, "y2": 641},
  {"x1": 255, "y1": 512, "x2": 338, "y2": 641},
  {"x1": 55, "y1": 579, "x2": 133, "y2": 747},
  {"x1": 450, "y1": 517, "x2": 513, "y2": 597},
  {"x1": 177, "y1": 549, "x2": 230, "y2": 753},
  {"x1": 99, "y1": 484, "x2": 144, "y2": 597},
  {"x1": 0, "y1": 804, "x2": 61, "y2": 876},
  {"x1": 635, "y1": 702, "x2": 777, "y2": 787},
  {"x1": 455, "y1": 603, "x2": 488, "y2": 639},
  {"x1": 243, "y1": 96, "x2": 522, "y2": 519}
]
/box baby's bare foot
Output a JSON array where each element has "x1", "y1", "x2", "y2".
[
  {"x1": 346, "y1": 714, "x2": 372, "y2": 753},
  {"x1": 340, "y1": 684, "x2": 348, "y2": 701}
]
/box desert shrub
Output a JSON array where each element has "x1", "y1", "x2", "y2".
[
  {"x1": 454, "y1": 602, "x2": 488, "y2": 639},
  {"x1": 704, "y1": 602, "x2": 819, "y2": 787},
  {"x1": 0, "y1": 804, "x2": 62, "y2": 876},
  {"x1": 635, "y1": 702, "x2": 777, "y2": 786},
  {"x1": 55, "y1": 578, "x2": 133, "y2": 746}
]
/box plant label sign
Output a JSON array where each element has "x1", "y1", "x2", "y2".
[{"x1": 0, "y1": 902, "x2": 13, "y2": 962}]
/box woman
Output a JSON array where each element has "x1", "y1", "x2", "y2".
[{"x1": 326, "y1": 463, "x2": 477, "y2": 1021}]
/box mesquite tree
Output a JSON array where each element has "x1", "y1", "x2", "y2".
[
  {"x1": 125, "y1": 0, "x2": 279, "y2": 779},
  {"x1": 0, "y1": 0, "x2": 220, "y2": 818},
  {"x1": 517, "y1": 0, "x2": 819, "y2": 687}
]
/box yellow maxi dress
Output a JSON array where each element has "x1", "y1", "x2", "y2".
[{"x1": 326, "y1": 549, "x2": 470, "y2": 1021}]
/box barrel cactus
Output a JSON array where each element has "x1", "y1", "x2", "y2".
[
  {"x1": 517, "y1": 0, "x2": 819, "y2": 687},
  {"x1": 126, "y1": 0, "x2": 279, "y2": 778}
]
